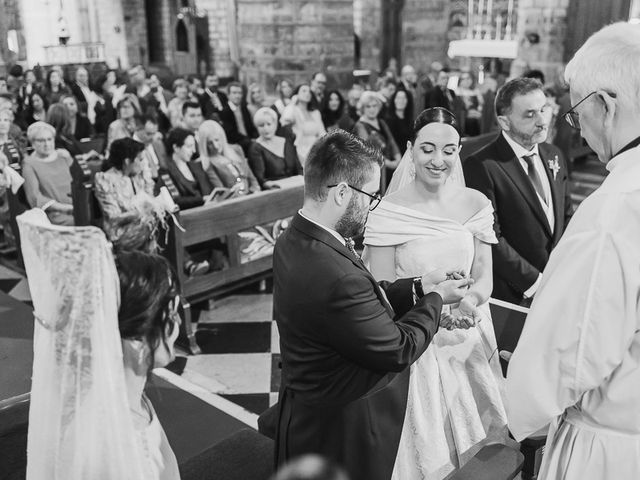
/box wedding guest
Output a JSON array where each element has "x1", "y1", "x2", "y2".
[
  {"x1": 41, "y1": 69, "x2": 70, "y2": 106},
  {"x1": 198, "y1": 73, "x2": 227, "y2": 121},
  {"x1": 246, "y1": 82, "x2": 266, "y2": 119},
  {"x1": 46, "y1": 103, "x2": 86, "y2": 158},
  {"x1": 16, "y1": 69, "x2": 38, "y2": 113},
  {"x1": 506, "y1": 21, "x2": 640, "y2": 480},
  {"x1": 94, "y1": 138, "x2": 155, "y2": 235},
  {"x1": 425, "y1": 69, "x2": 456, "y2": 112},
  {"x1": 188, "y1": 75, "x2": 204, "y2": 102},
  {"x1": 353, "y1": 90, "x2": 401, "y2": 188},
  {"x1": 181, "y1": 101, "x2": 204, "y2": 134},
  {"x1": 321, "y1": 90, "x2": 354, "y2": 132},
  {"x1": 198, "y1": 119, "x2": 260, "y2": 195},
  {"x1": 0, "y1": 108, "x2": 24, "y2": 164},
  {"x1": 132, "y1": 115, "x2": 166, "y2": 180},
  {"x1": 68, "y1": 67, "x2": 97, "y2": 123},
  {"x1": 345, "y1": 85, "x2": 363, "y2": 123},
  {"x1": 107, "y1": 93, "x2": 141, "y2": 151},
  {"x1": 248, "y1": 107, "x2": 301, "y2": 189},
  {"x1": 114, "y1": 251, "x2": 181, "y2": 479},
  {"x1": 376, "y1": 76, "x2": 396, "y2": 117},
  {"x1": 456, "y1": 72, "x2": 483, "y2": 137},
  {"x1": 280, "y1": 83, "x2": 325, "y2": 166},
  {"x1": 159, "y1": 127, "x2": 212, "y2": 209},
  {"x1": 397, "y1": 64, "x2": 419, "y2": 122},
  {"x1": 22, "y1": 121, "x2": 74, "y2": 225},
  {"x1": 20, "y1": 91, "x2": 48, "y2": 127},
  {"x1": 93, "y1": 70, "x2": 119, "y2": 135},
  {"x1": 142, "y1": 73, "x2": 172, "y2": 132},
  {"x1": 463, "y1": 78, "x2": 573, "y2": 305},
  {"x1": 167, "y1": 78, "x2": 190, "y2": 129},
  {"x1": 385, "y1": 89, "x2": 412, "y2": 155},
  {"x1": 272, "y1": 78, "x2": 294, "y2": 116},
  {"x1": 60, "y1": 94, "x2": 94, "y2": 140},
  {"x1": 219, "y1": 81, "x2": 257, "y2": 155},
  {"x1": 365, "y1": 107, "x2": 508, "y2": 478},
  {"x1": 309, "y1": 72, "x2": 327, "y2": 110}
]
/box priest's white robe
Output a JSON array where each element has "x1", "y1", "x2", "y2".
[{"x1": 505, "y1": 145, "x2": 640, "y2": 480}]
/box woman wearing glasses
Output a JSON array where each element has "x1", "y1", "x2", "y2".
[{"x1": 364, "y1": 108, "x2": 508, "y2": 479}]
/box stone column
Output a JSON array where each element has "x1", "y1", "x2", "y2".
[{"x1": 236, "y1": 0, "x2": 354, "y2": 91}]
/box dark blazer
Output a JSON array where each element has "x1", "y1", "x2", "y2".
[
  {"x1": 274, "y1": 213, "x2": 443, "y2": 480},
  {"x1": 424, "y1": 86, "x2": 456, "y2": 111},
  {"x1": 198, "y1": 89, "x2": 228, "y2": 121},
  {"x1": 247, "y1": 139, "x2": 301, "y2": 188},
  {"x1": 158, "y1": 159, "x2": 213, "y2": 210},
  {"x1": 463, "y1": 133, "x2": 573, "y2": 304},
  {"x1": 219, "y1": 102, "x2": 258, "y2": 154},
  {"x1": 73, "y1": 114, "x2": 94, "y2": 140}
]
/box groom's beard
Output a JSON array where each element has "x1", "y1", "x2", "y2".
[{"x1": 335, "y1": 196, "x2": 368, "y2": 239}]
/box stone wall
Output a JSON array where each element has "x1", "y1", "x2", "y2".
[
  {"x1": 236, "y1": 0, "x2": 354, "y2": 91},
  {"x1": 122, "y1": 0, "x2": 148, "y2": 66},
  {"x1": 402, "y1": 0, "x2": 451, "y2": 71},
  {"x1": 196, "y1": 0, "x2": 236, "y2": 78},
  {"x1": 514, "y1": 0, "x2": 569, "y2": 81}
]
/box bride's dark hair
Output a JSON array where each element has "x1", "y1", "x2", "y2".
[{"x1": 412, "y1": 107, "x2": 459, "y2": 141}]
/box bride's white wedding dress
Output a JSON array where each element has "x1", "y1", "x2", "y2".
[{"x1": 365, "y1": 199, "x2": 508, "y2": 480}]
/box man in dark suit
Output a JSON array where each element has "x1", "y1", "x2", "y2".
[
  {"x1": 463, "y1": 77, "x2": 573, "y2": 305},
  {"x1": 274, "y1": 131, "x2": 471, "y2": 480},
  {"x1": 198, "y1": 73, "x2": 227, "y2": 121},
  {"x1": 218, "y1": 81, "x2": 257, "y2": 155},
  {"x1": 309, "y1": 71, "x2": 327, "y2": 111},
  {"x1": 424, "y1": 69, "x2": 456, "y2": 111}
]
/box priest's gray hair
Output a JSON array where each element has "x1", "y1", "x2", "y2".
[{"x1": 565, "y1": 22, "x2": 640, "y2": 113}]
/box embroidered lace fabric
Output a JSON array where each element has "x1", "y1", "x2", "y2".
[{"x1": 18, "y1": 209, "x2": 149, "y2": 480}]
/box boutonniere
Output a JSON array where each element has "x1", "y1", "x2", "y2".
[{"x1": 548, "y1": 155, "x2": 561, "y2": 180}]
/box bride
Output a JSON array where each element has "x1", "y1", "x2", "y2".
[{"x1": 364, "y1": 108, "x2": 508, "y2": 479}]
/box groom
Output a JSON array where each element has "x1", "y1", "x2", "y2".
[{"x1": 273, "y1": 131, "x2": 472, "y2": 480}]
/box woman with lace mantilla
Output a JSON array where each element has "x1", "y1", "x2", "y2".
[{"x1": 364, "y1": 108, "x2": 508, "y2": 479}]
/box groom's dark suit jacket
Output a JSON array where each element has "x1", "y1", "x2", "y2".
[
  {"x1": 273, "y1": 213, "x2": 443, "y2": 480},
  {"x1": 463, "y1": 133, "x2": 573, "y2": 304}
]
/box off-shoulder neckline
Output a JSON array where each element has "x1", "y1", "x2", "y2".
[{"x1": 378, "y1": 198, "x2": 492, "y2": 227}]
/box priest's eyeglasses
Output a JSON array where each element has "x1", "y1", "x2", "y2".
[
  {"x1": 327, "y1": 183, "x2": 382, "y2": 211},
  {"x1": 563, "y1": 91, "x2": 617, "y2": 130}
]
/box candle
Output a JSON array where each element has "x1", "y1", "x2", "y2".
[
  {"x1": 506, "y1": 0, "x2": 514, "y2": 39},
  {"x1": 496, "y1": 14, "x2": 503, "y2": 40},
  {"x1": 487, "y1": 0, "x2": 493, "y2": 22},
  {"x1": 468, "y1": 0, "x2": 474, "y2": 38}
]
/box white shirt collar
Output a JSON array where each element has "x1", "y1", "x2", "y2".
[
  {"x1": 298, "y1": 209, "x2": 346, "y2": 246},
  {"x1": 502, "y1": 131, "x2": 540, "y2": 159}
]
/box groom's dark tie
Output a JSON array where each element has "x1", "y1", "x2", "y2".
[
  {"x1": 522, "y1": 154, "x2": 547, "y2": 205},
  {"x1": 345, "y1": 237, "x2": 361, "y2": 260}
]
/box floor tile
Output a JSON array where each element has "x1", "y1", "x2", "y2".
[
  {"x1": 196, "y1": 322, "x2": 271, "y2": 354},
  {"x1": 184, "y1": 353, "x2": 272, "y2": 394},
  {"x1": 218, "y1": 393, "x2": 270, "y2": 415}
]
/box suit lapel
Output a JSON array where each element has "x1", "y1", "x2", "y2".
[
  {"x1": 291, "y1": 215, "x2": 395, "y2": 316},
  {"x1": 494, "y1": 135, "x2": 552, "y2": 237}
]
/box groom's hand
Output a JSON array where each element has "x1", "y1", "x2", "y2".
[{"x1": 422, "y1": 269, "x2": 473, "y2": 304}]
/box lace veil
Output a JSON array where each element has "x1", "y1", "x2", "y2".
[
  {"x1": 386, "y1": 146, "x2": 466, "y2": 195},
  {"x1": 18, "y1": 209, "x2": 146, "y2": 480}
]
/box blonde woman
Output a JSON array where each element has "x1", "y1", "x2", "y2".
[
  {"x1": 248, "y1": 107, "x2": 301, "y2": 189},
  {"x1": 107, "y1": 93, "x2": 141, "y2": 151},
  {"x1": 197, "y1": 120, "x2": 260, "y2": 195},
  {"x1": 246, "y1": 82, "x2": 266, "y2": 119}
]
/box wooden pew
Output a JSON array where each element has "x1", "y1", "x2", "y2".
[{"x1": 165, "y1": 176, "x2": 304, "y2": 354}]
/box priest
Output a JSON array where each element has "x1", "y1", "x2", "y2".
[{"x1": 505, "y1": 22, "x2": 640, "y2": 480}]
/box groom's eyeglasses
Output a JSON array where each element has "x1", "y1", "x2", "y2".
[{"x1": 327, "y1": 184, "x2": 382, "y2": 211}]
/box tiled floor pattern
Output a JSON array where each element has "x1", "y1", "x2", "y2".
[{"x1": 0, "y1": 155, "x2": 609, "y2": 420}]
